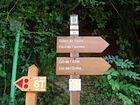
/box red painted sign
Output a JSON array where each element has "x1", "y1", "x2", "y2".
[
  {"x1": 15, "y1": 78, "x2": 24, "y2": 89},
  {"x1": 15, "y1": 76, "x2": 46, "y2": 92}
]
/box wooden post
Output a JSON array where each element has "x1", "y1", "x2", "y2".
[
  {"x1": 56, "y1": 14, "x2": 111, "y2": 105},
  {"x1": 70, "y1": 15, "x2": 80, "y2": 105},
  {"x1": 70, "y1": 74, "x2": 80, "y2": 105},
  {"x1": 25, "y1": 65, "x2": 38, "y2": 105}
]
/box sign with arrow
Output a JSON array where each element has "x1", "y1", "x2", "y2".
[
  {"x1": 56, "y1": 14, "x2": 111, "y2": 105},
  {"x1": 56, "y1": 57, "x2": 111, "y2": 75},
  {"x1": 57, "y1": 36, "x2": 109, "y2": 53},
  {"x1": 15, "y1": 76, "x2": 46, "y2": 92}
]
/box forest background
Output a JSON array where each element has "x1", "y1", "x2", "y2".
[{"x1": 0, "y1": 0, "x2": 140, "y2": 105}]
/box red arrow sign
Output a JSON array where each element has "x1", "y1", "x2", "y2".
[
  {"x1": 15, "y1": 76, "x2": 46, "y2": 92},
  {"x1": 15, "y1": 76, "x2": 29, "y2": 91},
  {"x1": 15, "y1": 78, "x2": 23, "y2": 90},
  {"x1": 57, "y1": 36, "x2": 109, "y2": 53},
  {"x1": 56, "y1": 57, "x2": 111, "y2": 75}
]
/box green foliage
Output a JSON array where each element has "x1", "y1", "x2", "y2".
[
  {"x1": 116, "y1": 93, "x2": 133, "y2": 105},
  {"x1": 80, "y1": 0, "x2": 112, "y2": 28},
  {"x1": 80, "y1": 96, "x2": 95, "y2": 105},
  {"x1": 104, "y1": 55, "x2": 140, "y2": 105},
  {"x1": 104, "y1": 55, "x2": 134, "y2": 69},
  {"x1": 0, "y1": 64, "x2": 6, "y2": 78},
  {"x1": 121, "y1": 69, "x2": 140, "y2": 80},
  {"x1": 0, "y1": 0, "x2": 140, "y2": 104},
  {"x1": 116, "y1": 34, "x2": 132, "y2": 58},
  {"x1": 95, "y1": 56, "x2": 140, "y2": 105},
  {"x1": 51, "y1": 93, "x2": 69, "y2": 105},
  {"x1": 79, "y1": 0, "x2": 105, "y2": 8},
  {"x1": 90, "y1": 7, "x2": 112, "y2": 28},
  {"x1": 0, "y1": 94, "x2": 9, "y2": 105}
]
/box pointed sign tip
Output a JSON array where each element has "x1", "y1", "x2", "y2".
[
  {"x1": 15, "y1": 78, "x2": 23, "y2": 90},
  {"x1": 100, "y1": 37, "x2": 110, "y2": 51},
  {"x1": 29, "y1": 64, "x2": 37, "y2": 68},
  {"x1": 28, "y1": 64, "x2": 38, "y2": 71}
]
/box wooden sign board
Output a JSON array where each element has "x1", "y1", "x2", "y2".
[
  {"x1": 56, "y1": 57, "x2": 111, "y2": 75},
  {"x1": 57, "y1": 36, "x2": 109, "y2": 53},
  {"x1": 15, "y1": 76, "x2": 46, "y2": 92}
]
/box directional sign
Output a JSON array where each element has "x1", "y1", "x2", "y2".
[
  {"x1": 15, "y1": 76, "x2": 46, "y2": 92},
  {"x1": 56, "y1": 57, "x2": 111, "y2": 75},
  {"x1": 56, "y1": 15, "x2": 111, "y2": 105},
  {"x1": 57, "y1": 36, "x2": 109, "y2": 53}
]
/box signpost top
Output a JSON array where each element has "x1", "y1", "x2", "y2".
[{"x1": 28, "y1": 65, "x2": 38, "y2": 76}]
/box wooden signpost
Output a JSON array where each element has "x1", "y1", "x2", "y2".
[
  {"x1": 15, "y1": 65, "x2": 46, "y2": 105},
  {"x1": 56, "y1": 15, "x2": 111, "y2": 105}
]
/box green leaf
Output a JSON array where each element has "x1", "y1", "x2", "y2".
[
  {"x1": 105, "y1": 68, "x2": 119, "y2": 77},
  {"x1": 9, "y1": 18, "x2": 22, "y2": 32},
  {"x1": 0, "y1": 64, "x2": 6, "y2": 78},
  {"x1": 104, "y1": 55, "x2": 134, "y2": 69},
  {"x1": 107, "y1": 75, "x2": 112, "y2": 80},
  {"x1": 116, "y1": 93, "x2": 134, "y2": 105},
  {"x1": 121, "y1": 69, "x2": 140, "y2": 80},
  {"x1": 136, "y1": 6, "x2": 140, "y2": 11},
  {"x1": 0, "y1": 70, "x2": 6, "y2": 78},
  {"x1": 109, "y1": 79, "x2": 120, "y2": 91},
  {"x1": 122, "y1": 83, "x2": 140, "y2": 95}
]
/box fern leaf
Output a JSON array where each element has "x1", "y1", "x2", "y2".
[
  {"x1": 120, "y1": 69, "x2": 140, "y2": 80},
  {"x1": 106, "y1": 68, "x2": 120, "y2": 79},
  {"x1": 109, "y1": 79, "x2": 121, "y2": 91},
  {"x1": 116, "y1": 93, "x2": 134, "y2": 105},
  {"x1": 104, "y1": 55, "x2": 134, "y2": 69},
  {"x1": 122, "y1": 83, "x2": 140, "y2": 95}
]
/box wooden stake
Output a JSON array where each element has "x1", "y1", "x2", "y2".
[
  {"x1": 25, "y1": 65, "x2": 38, "y2": 105},
  {"x1": 70, "y1": 74, "x2": 80, "y2": 105},
  {"x1": 70, "y1": 15, "x2": 80, "y2": 105}
]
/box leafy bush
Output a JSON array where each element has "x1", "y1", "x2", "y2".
[
  {"x1": 0, "y1": 0, "x2": 140, "y2": 104},
  {"x1": 96, "y1": 55, "x2": 140, "y2": 105}
]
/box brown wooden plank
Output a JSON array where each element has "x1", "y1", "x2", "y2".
[
  {"x1": 70, "y1": 75, "x2": 80, "y2": 105},
  {"x1": 57, "y1": 36, "x2": 109, "y2": 53},
  {"x1": 56, "y1": 57, "x2": 111, "y2": 75},
  {"x1": 26, "y1": 65, "x2": 38, "y2": 105},
  {"x1": 70, "y1": 52, "x2": 80, "y2": 105}
]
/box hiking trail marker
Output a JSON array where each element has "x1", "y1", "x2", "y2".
[
  {"x1": 15, "y1": 76, "x2": 46, "y2": 92},
  {"x1": 56, "y1": 15, "x2": 111, "y2": 105},
  {"x1": 15, "y1": 65, "x2": 46, "y2": 105}
]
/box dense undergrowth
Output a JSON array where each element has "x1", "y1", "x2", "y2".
[{"x1": 0, "y1": 0, "x2": 140, "y2": 105}]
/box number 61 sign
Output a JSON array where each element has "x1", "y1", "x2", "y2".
[{"x1": 15, "y1": 76, "x2": 46, "y2": 92}]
